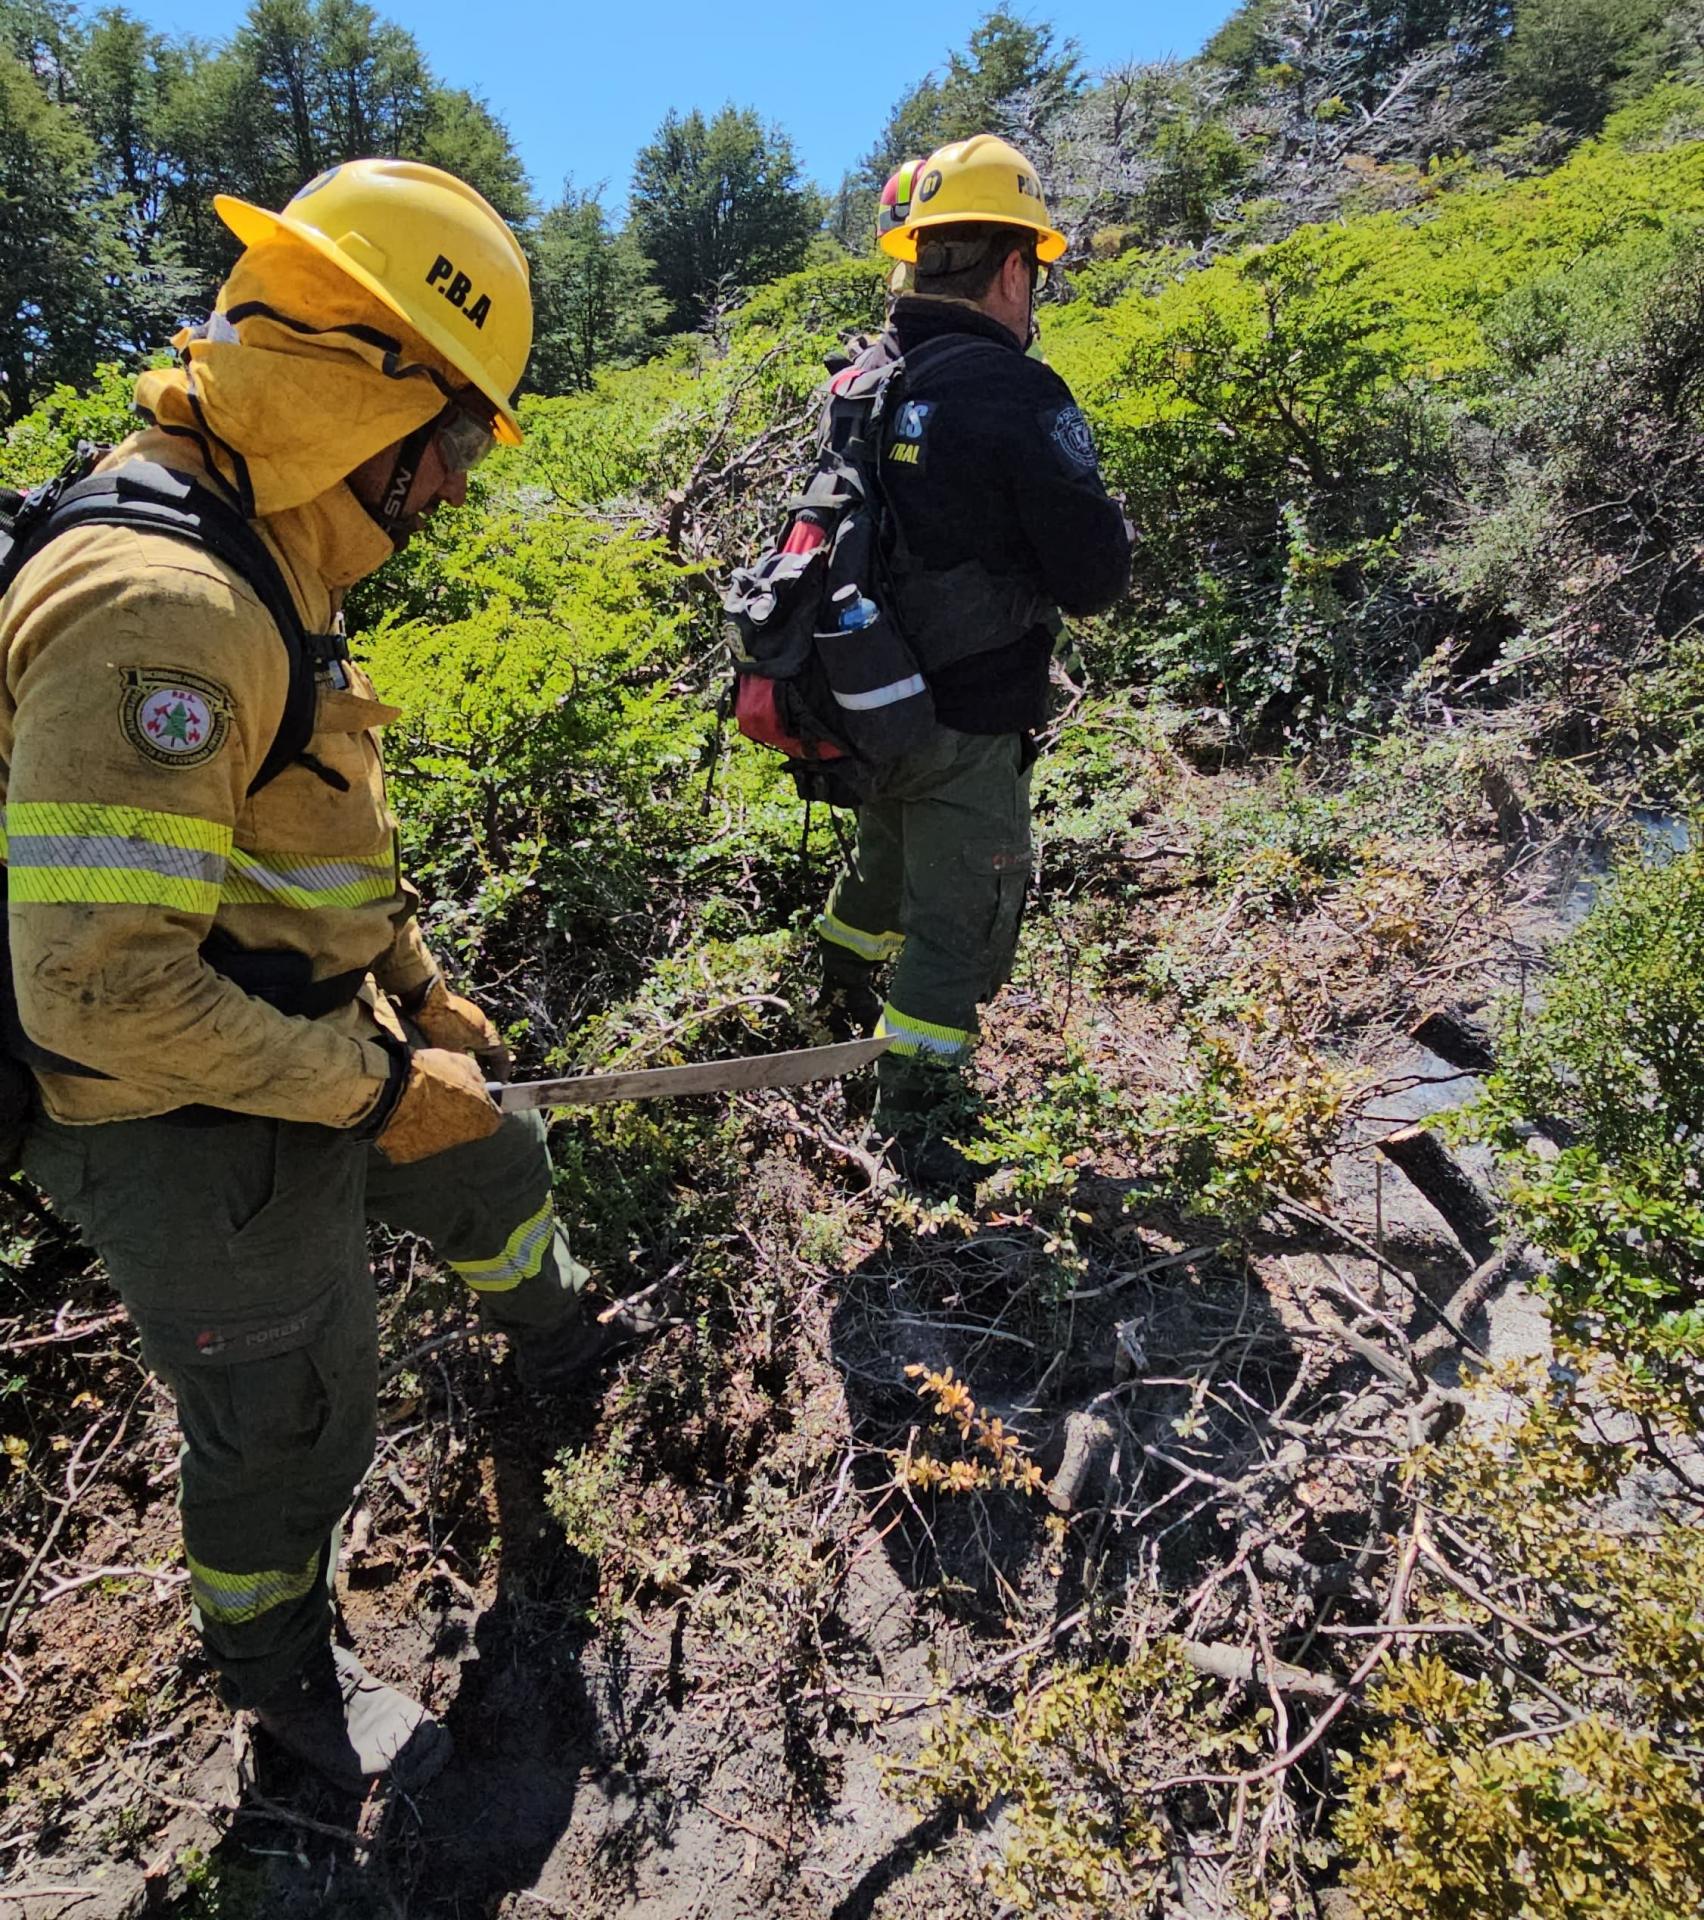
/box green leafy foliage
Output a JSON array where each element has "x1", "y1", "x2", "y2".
[
  {"x1": 0, "y1": 0, "x2": 532, "y2": 415},
  {"x1": 1136, "y1": 1010, "x2": 1348, "y2": 1225},
  {"x1": 629, "y1": 105, "x2": 823, "y2": 332},
  {"x1": 1340, "y1": 1658, "x2": 1704, "y2": 1919},
  {"x1": 1339, "y1": 1378, "x2": 1704, "y2": 1919},
  {"x1": 1466, "y1": 844, "x2": 1704, "y2": 1383},
  {"x1": 860, "y1": 7, "x2": 1083, "y2": 188},
  {"x1": 894, "y1": 1647, "x2": 1278, "y2": 1914},
  {"x1": 0, "y1": 361, "x2": 144, "y2": 481},
  {"x1": 528, "y1": 187, "x2": 666, "y2": 394},
  {"x1": 1505, "y1": 0, "x2": 1669, "y2": 134},
  {"x1": 1044, "y1": 97, "x2": 1704, "y2": 732}
]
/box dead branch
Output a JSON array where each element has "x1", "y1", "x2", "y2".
[
  {"x1": 0, "y1": 1312, "x2": 127, "y2": 1356},
  {"x1": 1412, "y1": 1236, "x2": 1534, "y2": 1373},
  {"x1": 1045, "y1": 1411, "x2": 1117, "y2": 1513},
  {"x1": 1175, "y1": 1636, "x2": 1340, "y2": 1704},
  {"x1": 0, "y1": 1389, "x2": 143, "y2": 1649},
  {"x1": 1145, "y1": 1511, "x2": 1425, "y2": 1796},
  {"x1": 379, "y1": 1324, "x2": 480, "y2": 1387},
  {"x1": 1282, "y1": 1200, "x2": 1488, "y2": 1358},
  {"x1": 1375, "y1": 1127, "x2": 1499, "y2": 1265}
]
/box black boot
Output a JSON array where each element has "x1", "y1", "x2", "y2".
[
  {"x1": 508, "y1": 1277, "x2": 681, "y2": 1394},
  {"x1": 252, "y1": 1643, "x2": 450, "y2": 1794},
  {"x1": 813, "y1": 963, "x2": 882, "y2": 1045},
  {"x1": 874, "y1": 1057, "x2": 981, "y2": 1199},
  {"x1": 884, "y1": 1127, "x2": 978, "y2": 1197}
]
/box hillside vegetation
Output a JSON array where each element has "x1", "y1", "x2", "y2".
[{"x1": 5, "y1": 6, "x2": 1704, "y2": 1919}]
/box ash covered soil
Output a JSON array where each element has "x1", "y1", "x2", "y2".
[{"x1": 0, "y1": 727, "x2": 1590, "y2": 1919}]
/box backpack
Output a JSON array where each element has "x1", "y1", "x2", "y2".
[{"x1": 721, "y1": 337, "x2": 985, "y2": 808}]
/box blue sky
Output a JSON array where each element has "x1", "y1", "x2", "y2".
[{"x1": 127, "y1": 1, "x2": 1242, "y2": 210}]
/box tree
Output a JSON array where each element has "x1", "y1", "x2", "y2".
[
  {"x1": 862, "y1": 8, "x2": 1083, "y2": 187},
  {"x1": 823, "y1": 169, "x2": 869, "y2": 254},
  {"x1": 0, "y1": 0, "x2": 79, "y2": 101},
  {"x1": 629, "y1": 106, "x2": 820, "y2": 332},
  {"x1": 528, "y1": 186, "x2": 663, "y2": 394},
  {"x1": 76, "y1": 12, "x2": 202, "y2": 344},
  {"x1": 1505, "y1": 0, "x2": 1668, "y2": 131},
  {"x1": 217, "y1": 0, "x2": 529, "y2": 223},
  {"x1": 418, "y1": 86, "x2": 530, "y2": 225},
  {"x1": 0, "y1": 48, "x2": 129, "y2": 417},
  {"x1": 1208, "y1": 0, "x2": 1515, "y2": 106}
]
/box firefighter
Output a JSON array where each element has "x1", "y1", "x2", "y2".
[
  {"x1": 0, "y1": 162, "x2": 625, "y2": 1792},
  {"x1": 878, "y1": 157, "x2": 925, "y2": 303},
  {"x1": 813, "y1": 136, "x2": 1133, "y2": 1189}
]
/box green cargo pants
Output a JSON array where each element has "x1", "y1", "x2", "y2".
[
  {"x1": 815, "y1": 728, "x2": 1032, "y2": 1121},
  {"x1": 22, "y1": 1104, "x2": 586, "y2": 1708}
]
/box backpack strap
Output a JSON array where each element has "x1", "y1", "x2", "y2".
[{"x1": 1, "y1": 453, "x2": 348, "y2": 797}]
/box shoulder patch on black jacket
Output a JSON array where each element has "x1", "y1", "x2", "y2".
[{"x1": 1039, "y1": 403, "x2": 1100, "y2": 477}]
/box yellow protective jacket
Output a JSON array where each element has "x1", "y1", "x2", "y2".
[
  {"x1": 0, "y1": 426, "x2": 440, "y2": 1127},
  {"x1": 0, "y1": 237, "x2": 480, "y2": 1128}
]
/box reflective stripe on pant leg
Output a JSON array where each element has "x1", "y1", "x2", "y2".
[
  {"x1": 187, "y1": 1547, "x2": 322, "y2": 1628},
  {"x1": 821, "y1": 792, "x2": 904, "y2": 975},
  {"x1": 25, "y1": 1114, "x2": 372, "y2": 1709},
  {"x1": 366, "y1": 1109, "x2": 587, "y2": 1333},
  {"x1": 450, "y1": 1194, "x2": 556, "y2": 1294},
  {"x1": 877, "y1": 1001, "x2": 976, "y2": 1060},
  {"x1": 814, "y1": 909, "x2": 905, "y2": 965}
]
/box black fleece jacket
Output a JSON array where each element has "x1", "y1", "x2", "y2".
[{"x1": 867, "y1": 297, "x2": 1131, "y2": 735}]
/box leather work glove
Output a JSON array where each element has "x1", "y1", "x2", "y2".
[
  {"x1": 372, "y1": 1047, "x2": 503, "y2": 1166},
  {"x1": 405, "y1": 975, "x2": 512, "y2": 1082}
]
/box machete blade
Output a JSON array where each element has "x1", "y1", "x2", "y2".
[{"x1": 493, "y1": 1034, "x2": 892, "y2": 1112}]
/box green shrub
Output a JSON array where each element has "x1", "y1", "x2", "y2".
[
  {"x1": 1467, "y1": 843, "x2": 1704, "y2": 1385},
  {"x1": 1, "y1": 361, "x2": 151, "y2": 482},
  {"x1": 1339, "y1": 1658, "x2": 1704, "y2": 1920},
  {"x1": 893, "y1": 1647, "x2": 1269, "y2": 1916}
]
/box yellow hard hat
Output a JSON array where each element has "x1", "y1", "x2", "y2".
[
  {"x1": 214, "y1": 159, "x2": 533, "y2": 445},
  {"x1": 879, "y1": 134, "x2": 1066, "y2": 266}
]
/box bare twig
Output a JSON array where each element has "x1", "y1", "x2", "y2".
[
  {"x1": 1282, "y1": 1200, "x2": 1488, "y2": 1358},
  {"x1": 0, "y1": 1313, "x2": 127, "y2": 1356},
  {"x1": 0, "y1": 1390, "x2": 144, "y2": 1649},
  {"x1": 1176, "y1": 1635, "x2": 1340, "y2": 1704}
]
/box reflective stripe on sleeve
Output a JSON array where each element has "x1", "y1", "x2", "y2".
[
  {"x1": 451, "y1": 1197, "x2": 556, "y2": 1294},
  {"x1": 833, "y1": 675, "x2": 928, "y2": 713},
  {"x1": 186, "y1": 1548, "x2": 321, "y2": 1626},
  {"x1": 877, "y1": 1002, "x2": 976, "y2": 1059},
  {"x1": 2, "y1": 801, "x2": 231, "y2": 913},
  {"x1": 814, "y1": 910, "x2": 904, "y2": 964},
  {"x1": 223, "y1": 847, "x2": 397, "y2": 911}
]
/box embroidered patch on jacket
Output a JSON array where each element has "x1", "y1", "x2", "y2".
[
  {"x1": 887, "y1": 397, "x2": 935, "y2": 469},
  {"x1": 1041, "y1": 403, "x2": 1100, "y2": 476},
  {"x1": 118, "y1": 669, "x2": 234, "y2": 770}
]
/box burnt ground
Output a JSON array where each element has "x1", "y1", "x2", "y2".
[{"x1": 0, "y1": 722, "x2": 1590, "y2": 1918}]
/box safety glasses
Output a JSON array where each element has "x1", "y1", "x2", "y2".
[{"x1": 434, "y1": 393, "x2": 498, "y2": 474}]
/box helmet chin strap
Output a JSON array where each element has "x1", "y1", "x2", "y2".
[{"x1": 363, "y1": 415, "x2": 441, "y2": 544}]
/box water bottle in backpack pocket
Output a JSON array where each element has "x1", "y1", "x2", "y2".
[{"x1": 809, "y1": 507, "x2": 936, "y2": 764}]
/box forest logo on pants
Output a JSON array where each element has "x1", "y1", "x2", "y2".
[{"x1": 119, "y1": 668, "x2": 233, "y2": 770}]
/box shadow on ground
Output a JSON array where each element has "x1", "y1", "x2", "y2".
[
  {"x1": 827, "y1": 1177, "x2": 1309, "y2": 1631},
  {"x1": 194, "y1": 1393, "x2": 599, "y2": 1916}
]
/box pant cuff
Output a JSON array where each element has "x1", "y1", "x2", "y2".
[{"x1": 876, "y1": 1001, "x2": 976, "y2": 1060}]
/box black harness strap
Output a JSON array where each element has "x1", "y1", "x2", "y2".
[{"x1": 9, "y1": 457, "x2": 348, "y2": 796}]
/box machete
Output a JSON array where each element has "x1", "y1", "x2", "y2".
[{"x1": 491, "y1": 1034, "x2": 892, "y2": 1112}]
